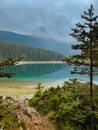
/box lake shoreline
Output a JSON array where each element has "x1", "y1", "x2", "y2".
[
  {"x1": 0, "y1": 81, "x2": 51, "y2": 98},
  {"x1": 17, "y1": 60, "x2": 65, "y2": 65},
  {"x1": 0, "y1": 78, "x2": 98, "y2": 97},
  {"x1": 0, "y1": 79, "x2": 57, "y2": 97}
]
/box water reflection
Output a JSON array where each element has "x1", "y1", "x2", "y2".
[
  {"x1": 2, "y1": 63, "x2": 98, "y2": 86},
  {"x1": 4, "y1": 63, "x2": 66, "y2": 78}
]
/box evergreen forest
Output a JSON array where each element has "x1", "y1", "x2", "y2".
[{"x1": 0, "y1": 42, "x2": 64, "y2": 61}]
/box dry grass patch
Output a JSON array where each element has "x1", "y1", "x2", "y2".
[{"x1": 0, "y1": 85, "x2": 36, "y2": 96}]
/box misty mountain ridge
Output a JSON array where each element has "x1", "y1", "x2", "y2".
[{"x1": 0, "y1": 30, "x2": 71, "y2": 55}]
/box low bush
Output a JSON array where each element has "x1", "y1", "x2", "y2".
[{"x1": 29, "y1": 79, "x2": 98, "y2": 130}]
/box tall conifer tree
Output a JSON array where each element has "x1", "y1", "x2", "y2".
[{"x1": 64, "y1": 5, "x2": 98, "y2": 129}]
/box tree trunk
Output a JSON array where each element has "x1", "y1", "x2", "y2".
[{"x1": 90, "y1": 36, "x2": 96, "y2": 130}]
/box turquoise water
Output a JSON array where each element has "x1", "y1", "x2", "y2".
[{"x1": 1, "y1": 63, "x2": 98, "y2": 86}]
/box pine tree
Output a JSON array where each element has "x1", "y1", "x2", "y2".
[
  {"x1": 0, "y1": 57, "x2": 22, "y2": 78},
  {"x1": 64, "y1": 5, "x2": 98, "y2": 130}
]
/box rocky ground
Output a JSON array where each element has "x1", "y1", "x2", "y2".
[{"x1": 1, "y1": 96, "x2": 53, "y2": 130}]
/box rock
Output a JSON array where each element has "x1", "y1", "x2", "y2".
[{"x1": 1, "y1": 96, "x2": 52, "y2": 130}]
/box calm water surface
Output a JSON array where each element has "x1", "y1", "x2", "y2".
[{"x1": 1, "y1": 63, "x2": 98, "y2": 87}]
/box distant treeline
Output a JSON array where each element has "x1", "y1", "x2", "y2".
[{"x1": 0, "y1": 42, "x2": 65, "y2": 61}]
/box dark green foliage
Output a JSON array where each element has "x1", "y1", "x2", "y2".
[
  {"x1": 0, "y1": 57, "x2": 22, "y2": 78},
  {"x1": 29, "y1": 83, "x2": 62, "y2": 114},
  {"x1": 63, "y1": 5, "x2": 98, "y2": 129},
  {"x1": 64, "y1": 4, "x2": 98, "y2": 77},
  {"x1": 29, "y1": 79, "x2": 98, "y2": 130},
  {"x1": 0, "y1": 42, "x2": 64, "y2": 61}
]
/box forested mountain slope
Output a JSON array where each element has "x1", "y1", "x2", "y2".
[
  {"x1": 0, "y1": 30, "x2": 71, "y2": 55},
  {"x1": 0, "y1": 42, "x2": 64, "y2": 61}
]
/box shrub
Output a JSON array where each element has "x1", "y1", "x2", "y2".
[{"x1": 29, "y1": 79, "x2": 98, "y2": 130}]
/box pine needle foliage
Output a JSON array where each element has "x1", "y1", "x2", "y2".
[
  {"x1": 64, "y1": 5, "x2": 98, "y2": 130},
  {"x1": 0, "y1": 57, "x2": 22, "y2": 78}
]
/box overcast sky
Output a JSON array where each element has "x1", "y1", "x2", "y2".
[{"x1": 0, "y1": 0, "x2": 97, "y2": 43}]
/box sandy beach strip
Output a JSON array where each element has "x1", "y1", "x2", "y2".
[
  {"x1": 17, "y1": 61, "x2": 65, "y2": 65},
  {"x1": 0, "y1": 79, "x2": 51, "y2": 97}
]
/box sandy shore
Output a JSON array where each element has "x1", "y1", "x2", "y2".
[
  {"x1": 0, "y1": 79, "x2": 52, "y2": 97},
  {"x1": 0, "y1": 85, "x2": 36, "y2": 96},
  {"x1": 0, "y1": 78, "x2": 64, "y2": 97},
  {"x1": 0, "y1": 79, "x2": 37, "y2": 96},
  {"x1": 17, "y1": 61, "x2": 65, "y2": 65}
]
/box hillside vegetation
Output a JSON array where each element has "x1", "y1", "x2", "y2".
[
  {"x1": 0, "y1": 42, "x2": 64, "y2": 61},
  {"x1": 0, "y1": 30, "x2": 71, "y2": 55},
  {"x1": 1, "y1": 80, "x2": 98, "y2": 130},
  {"x1": 29, "y1": 79, "x2": 98, "y2": 130}
]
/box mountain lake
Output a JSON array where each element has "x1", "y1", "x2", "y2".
[{"x1": 0, "y1": 63, "x2": 98, "y2": 87}]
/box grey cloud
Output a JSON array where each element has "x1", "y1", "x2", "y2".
[{"x1": 0, "y1": 0, "x2": 97, "y2": 43}]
